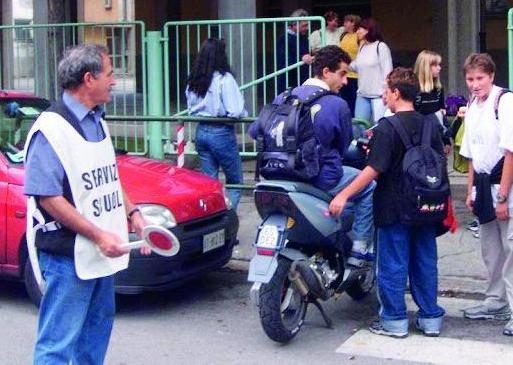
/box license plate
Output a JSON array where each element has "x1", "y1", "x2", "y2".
[
  {"x1": 202, "y1": 229, "x2": 225, "y2": 253},
  {"x1": 256, "y1": 225, "x2": 279, "y2": 249}
]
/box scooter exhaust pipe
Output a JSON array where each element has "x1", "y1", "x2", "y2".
[
  {"x1": 289, "y1": 260, "x2": 334, "y2": 328},
  {"x1": 288, "y1": 261, "x2": 309, "y2": 296}
]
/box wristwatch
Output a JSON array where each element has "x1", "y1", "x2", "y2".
[
  {"x1": 496, "y1": 193, "x2": 508, "y2": 204},
  {"x1": 127, "y1": 206, "x2": 141, "y2": 220}
]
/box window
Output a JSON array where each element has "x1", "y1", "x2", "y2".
[
  {"x1": 14, "y1": 19, "x2": 33, "y2": 43},
  {"x1": 106, "y1": 27, "x2": 131, "y2": 73}
]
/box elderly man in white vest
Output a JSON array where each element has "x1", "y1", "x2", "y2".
[{"x1": 24, "y1": 44, "x2": 150, "y2": 364}]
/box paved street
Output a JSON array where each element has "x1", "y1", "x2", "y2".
[
  {"x1": 2, "y1": 191, "x2": 513, "y2": 364},
  {"x1": 1, "y1": 266, "x2": 512, "y2": 364}
]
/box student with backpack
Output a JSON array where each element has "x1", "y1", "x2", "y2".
[
  {"x1": 329, "y1": 67, "x2": 447, "y2": 338},
  {"x1": 249, "y1": 45, "x2": 375, "y2": 267},
  {"x1": 459, "y1": 53, "x2": 513, "y2": 336}
]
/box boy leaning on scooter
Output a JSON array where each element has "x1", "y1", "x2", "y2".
[{"x1": 329, "y1": 67, "x2": 447, "y2": 338}]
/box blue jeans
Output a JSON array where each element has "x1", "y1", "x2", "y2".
[
  {"x1": 33, "y1": 252, "x2": 116, "y2": 365},
  {"x1": 354, "y1": 95, "x2": 386, "y2": 124},
  {"x1": 195, "y1": 123, "x2": 243, "y2": 210},
  {"x1": 376, "y1": 222, "x2": 445, "y2": 328},
  {"x1": 328, "y1": 165, "x2": 375, "y2": 243}
]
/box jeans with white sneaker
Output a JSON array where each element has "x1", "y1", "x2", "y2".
[
  {"x1": 376, "y1": 222, "x2": 445, "y2": 334},
  {"x1": 33, "y1": 252, "x2": 115, "y2": 365},
  {"x1": 328, "y1": 165, "x2": 376, "y2": 252}
]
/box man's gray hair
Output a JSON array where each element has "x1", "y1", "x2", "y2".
[
  {"x1": 58, "y1": 44, "x2": 109, "y2": 90},
  {"x1": 288, "y1": 8, "x2": 309, "y2": 27},
  {"x1": 290, "y1": 8, "x2": 308, "y2": 17}
]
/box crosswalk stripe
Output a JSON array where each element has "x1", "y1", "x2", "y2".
[
  {"x1": 336, "y1": 330, "x2": 513, "y2": 365},
  {"x1": 335, "y1": 296, "x2": 512, "y2": 364}
]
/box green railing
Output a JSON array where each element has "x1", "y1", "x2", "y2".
[
  {"x1": 160, "y1": 16, "x2": 325, "y2": 158},
  {"x1": 0, "y1": 21, "x2": 148, "y2": 154},
  {"x1": 105, "y1": 114, "x2": 255, "y2": 159},
  {"x1": 1, "y1": 17, "x2": 330, "y2": 158}
]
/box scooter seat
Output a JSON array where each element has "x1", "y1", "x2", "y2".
[
  {"x1": 291, "y1": 182, "x2": 333, "y2": 202},
  {"x1": 256, "y1": 180, "x2": 332, "y2": 202}
]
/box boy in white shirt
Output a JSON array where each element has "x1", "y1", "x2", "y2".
[{"x1": 459, "y1": 53, "x2": 513, "y2": 336}]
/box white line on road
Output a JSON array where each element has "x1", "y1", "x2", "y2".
[
  {"x1": 336, "y1": 296, "x2": 512, "y2": 364},
  {"x1": 336, "y1": 330, "x2": 513, "y2": 365}
]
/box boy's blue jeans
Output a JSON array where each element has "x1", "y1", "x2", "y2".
[
  {"x1": 195, "y1": 123, "x2": 243, "y2": 210},
  {"x1": 33, "y1": 252, "x2": 115, "y2": 365},
  {"x1": 328, "y1": 165, "x2": 375, "y2": 243},
  {"x1": 376, "y1": 222, "x2": 445, "y2": 331}
]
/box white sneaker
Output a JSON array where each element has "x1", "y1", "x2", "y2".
[
  {"x1": 467, "y1": 219, "x2": 479, "y2": 232},
  {"x1": 504, "y1": 319, "x2": 513, "y2": 336}
]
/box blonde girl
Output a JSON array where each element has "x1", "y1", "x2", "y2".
[{"x1": 414, "y1": 50, "x2": 451, "y2": 148}]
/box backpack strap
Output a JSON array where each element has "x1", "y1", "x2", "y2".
[
  {"x1": 386, "y1": 115, "x2": 413, "y2": 149},
  {"x1": 494, "y1": 88, "x2": 511, "y2": 120},
  {"x1": 279, "y1": 88, "x2": 294, "y2": 104},
  {"x1": 468, "y1": 88, "x2": 511, "y2": 121},
  {"x1": 299, "y1": 87, "x2": 333, "y2": 105},
  {"x1": 286, "y1": 87, "x2": 332, "y2": 156},
  {"x1": 389, "y1": 114, "x2": 434, "y2": 148}
]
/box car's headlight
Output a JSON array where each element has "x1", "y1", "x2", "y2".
[
  {"x1": 139, "y1": 204, "x2": 177, "y2": 228},
  {"x1": 223, "y1": 188, "x2": 233, "y2": 210}
]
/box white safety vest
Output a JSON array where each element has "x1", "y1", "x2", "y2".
[{"x1": 25, "y1": 111, "x2": 129, "y2": 280}]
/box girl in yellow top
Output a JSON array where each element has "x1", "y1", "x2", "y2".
[{"x1": 339, "y1": 14, "x2": 361, "y2": 116}]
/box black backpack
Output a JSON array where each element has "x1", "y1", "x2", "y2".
[
  {"x1": 387, "y1": 114, "x2": 450, "y2": 225},
  {"x1": 254, "y1": 87, "x2": 332, "y2": 181}
]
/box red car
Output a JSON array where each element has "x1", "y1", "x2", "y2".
[{"x1": 0, "y1": 91, "x2": 239, "y2": 305}]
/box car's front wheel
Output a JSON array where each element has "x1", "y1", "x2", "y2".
[{"x1": 24, "y1": 258, "x2": 42, "y2": 307}]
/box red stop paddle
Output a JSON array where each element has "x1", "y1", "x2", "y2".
[{"x1": 122, "y1": 225, "x2": 180, "y2": 257}]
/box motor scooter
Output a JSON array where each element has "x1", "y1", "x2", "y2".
[{"x1": 247, "y1": 133, "x2": 374, "y2": 343}]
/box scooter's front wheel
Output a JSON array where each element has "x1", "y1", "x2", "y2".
[{"x1": 259, "y1": 258, "x2": 308, "y2": 343}]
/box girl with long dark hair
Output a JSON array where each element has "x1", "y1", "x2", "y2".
[{"x1": 186, "y1": 38, "x2": 247, "y2": 210}]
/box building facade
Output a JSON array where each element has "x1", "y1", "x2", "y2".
[{"x1": 1, "y1": 0, "x2": 512, "y2": 95}]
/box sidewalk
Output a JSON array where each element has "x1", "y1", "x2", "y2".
[{"x1": 228, "y1": 160, "x2": 488, "y2": 299}]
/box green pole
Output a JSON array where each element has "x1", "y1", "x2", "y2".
[
  {"x1": 146, "y1": 31, "x2": 164, "y2": 159},
  {"x1": 508, "y1": 8, "x2": 513, "y2": 90}
]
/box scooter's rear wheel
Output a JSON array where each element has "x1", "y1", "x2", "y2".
[{"x1": 259, "y1": 258, "x2": 307, "y2": 343}]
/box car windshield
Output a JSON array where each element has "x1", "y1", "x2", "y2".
[{"x1": 0, "y1": 97, "x2": 50, "y2": 164}]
